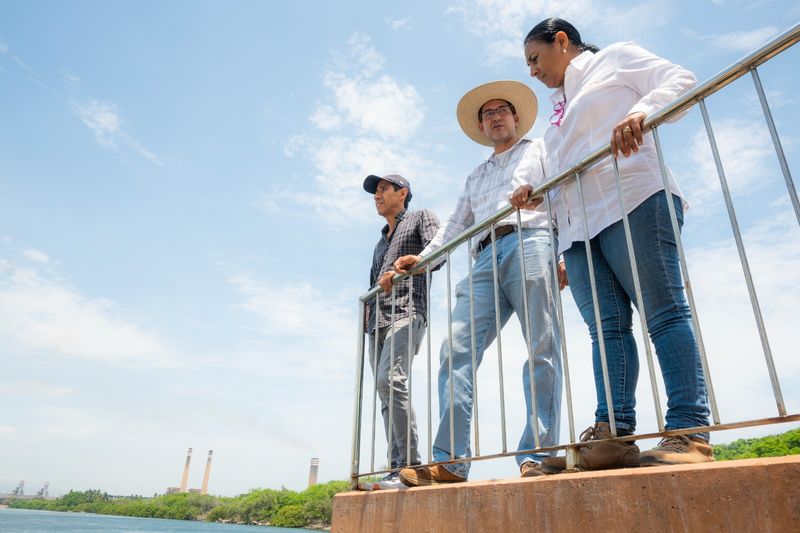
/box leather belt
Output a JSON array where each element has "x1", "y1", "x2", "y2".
[{"x1": 477, "y1": 225, "x2": 516, "y2": 253}]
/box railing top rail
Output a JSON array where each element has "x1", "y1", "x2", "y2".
[{"x1": 358, "y1": 21, "x2": 800, "y2": 303}]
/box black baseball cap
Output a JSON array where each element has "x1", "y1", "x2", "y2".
[{"x1": 362, "y1": 174, "x2": 413, "y2": 202}]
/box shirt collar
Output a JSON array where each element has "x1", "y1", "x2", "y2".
[
  {"x1": 549, "y1": 50, "x2": 595, "y2": 106},
  {"x1": 381, "y1": 209, "x2": 407, "y2": 237},
  {"x1": 487, "y1": 136, "x2": 530, "y2": 163}
]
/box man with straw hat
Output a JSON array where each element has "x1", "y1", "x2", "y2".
[{"x1": 394, "y1": 80, "x2": 566, "y2": 485}]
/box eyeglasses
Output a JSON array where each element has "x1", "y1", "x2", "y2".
[
  {"x1": 550, "y1": 96, "x2": 566, "y2": 127},
  {"x1": 480, "y1": 104, "x2": 513, "y2": 121}
]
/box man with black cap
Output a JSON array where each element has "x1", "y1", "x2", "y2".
[
  {"x1": 360, "y1": 173, "x2": 440, "y2": 490},
  {"x1": 394, "y1": 80, "x2": 566, "y2": 486}
]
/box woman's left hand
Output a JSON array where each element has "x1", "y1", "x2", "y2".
[{"x1": 611, "y1": 112, "x2": 646, "y2": 158}]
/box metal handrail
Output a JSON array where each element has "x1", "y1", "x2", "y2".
[{"x1": 351, "y1": 21, "x2": 800, "y2": 487}]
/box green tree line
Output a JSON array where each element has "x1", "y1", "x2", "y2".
[
  {"x1": 713, "y1": 427, "x2": 800, "y2": 461},
  {"x1": 9, "y1": 480, "x2": 349, "y2": 528}
]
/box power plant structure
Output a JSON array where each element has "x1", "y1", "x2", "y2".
[
  {"x1": 308, "y1": 457, "x2": 319, "y2": 487},
  {"x1": 166, "y1": 448, "x2": 213, "y2": 495},
  {"x1": 0, "y1": 481, "x2": 51, "y2": 502}
]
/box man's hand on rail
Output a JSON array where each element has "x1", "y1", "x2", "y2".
[
  {"x1": 611, "y1": 112, "x2": 646, "y2": 158},
  {"x1": 394, "y1": 255, "x2": 421, "y2": 274},
  {"x1": 378, "y1": 270, "x2": 396, "y2": 293},
  {"x1": 557, "y1": 261, "x2": 568, "y2": 290},
  {"x1": 509, "y1": 184, "x2": 544, "y2": 210}
]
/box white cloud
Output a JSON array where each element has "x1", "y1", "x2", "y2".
[
  {"x1": 309, "y1": 104, "x2": 342, "y2": 131},
  {"x1": 708, "y1": 26, "x2": 779, "y2": 52},
  {"x1": 314, "y1": 33, "x2": 424, "y2": 141},
  {"x1": 386, "y1": 18, "x2": 412, "y2": 30},
  {"x1": 275, "y1": 33, "x2": 451, "y2": 223},
  {"x1": 0, "y1": 425, "x2": 17, "y2": 435},
  {"x1": 71, "y1": 99, "x2": 164, "y2": 166},
  {"x1": 681, "y1": 117, "x2": 775, "y2": 214},
  {"x1": 447, "y1": 0, "x2": 673, "y2": 66},
  {"x1": 226, "y1": 277, "x2": 357, "y2": 383},
  {"x1": 0, "y1": 259, "x2": 176, "y2": 367},
  {"x1": 230, "y1": 277, "x2": 352, "y2": 340},
  {"x1": 62, "y1": 71, "x2": 82, "y2": 87},
  {"x1": 23, "y1": 248, "x2": 50, "y2": 263},
  {"x1": 277, "y1": 135, "x2": 448, "y2": 223},
  {"x1": 71, "y1": 99, "x2": 124, "y2": 147},
  {"x1": 0, "y1": 379, "x2": 72, "y2": 397}
]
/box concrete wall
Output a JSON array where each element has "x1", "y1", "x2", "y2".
[{"x1": 332, "y1": 456, "x2": 800, "y2": 532}]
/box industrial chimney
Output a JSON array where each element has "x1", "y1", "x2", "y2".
[
  {"x1": 201, "y1": 450, "x2": 213, "y2": 495},
  {"x1": 179, "y1": 448, "x2": 193, "y2": 493},
  {"x1": 308, "y1": 457, "x2": 319, "y2": 487}
]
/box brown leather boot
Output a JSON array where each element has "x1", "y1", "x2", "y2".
[
  {"x1": 398, "y1": 465, "x2": 466, "y2": 487},
  {"x1": 640, "y1": 436, "x2": 714, "y2": 466},
  {"x1": 542, "y1": 422, "x2": 640, "y2": 473}
]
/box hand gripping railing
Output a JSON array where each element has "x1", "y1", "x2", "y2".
[{"x1": 350, "y1": 21, "x2": 800, "y2": 488}]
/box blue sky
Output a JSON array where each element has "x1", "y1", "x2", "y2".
[{"x1": 1, "y1": 1, "x2": 799, "y2": 497}]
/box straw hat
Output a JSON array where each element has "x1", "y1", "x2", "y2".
[{"x1": 456, "y1": 80, "x2": 538, "y2": 147}]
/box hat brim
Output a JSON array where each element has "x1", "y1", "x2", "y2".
[
  {"x1": 457, "y1": 80, "x2": 538, "y2": 147},
  {"x1": 363, "y1": 174, "x2": 382, "y2": 194}
]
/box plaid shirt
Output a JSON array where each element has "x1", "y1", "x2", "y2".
[
  {"x1": 368, "y1": 209, "x2": 440, "y2": 334},
  {"x1": 419, "y1": 138, "x2": 551, "y2": 259}
]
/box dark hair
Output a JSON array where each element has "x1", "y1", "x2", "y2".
[
  {"x1": 477, "y1": 100, "x2": 517, "y2": 122},
  {"x1": 389, "y1": 183, "x2": 411, "y2": 208},
  {"x1": 523, "y1": 18, "x2": 599, "y2": 53}
]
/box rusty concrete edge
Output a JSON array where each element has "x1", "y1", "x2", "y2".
[{"x1": 334, "y1": 455, "x2": 800, "y2": 500}]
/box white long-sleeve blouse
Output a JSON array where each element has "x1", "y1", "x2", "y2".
[{"x1": 543, "y1": 42, "x2": 697, "y2": 254}]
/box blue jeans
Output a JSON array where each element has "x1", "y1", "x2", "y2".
[
  {"x1": 564, "y1": 191, "x2": 710, "y2": 440},
  {"x1": 434, "y1": 228, "x2": 563, "y2": 477}
]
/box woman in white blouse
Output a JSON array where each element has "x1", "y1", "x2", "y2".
[{"x1": 515, "y1": 18, "x2": 713, "y2": 471}]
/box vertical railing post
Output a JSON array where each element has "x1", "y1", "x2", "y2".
[
  {"x1": 516, "y1": 210, "x2": 541, "y2": 449},
  {"x1": 387, "y1": 284, "x2": 397, "y2": 469},
  {"x1": 407, "y1": 276, "x2": 414, "y2": 466},
  {"x1": 652, "y1": 126, "x2": 720, "y2": 425},
  {"x1": 467, "y1": 238, "x2": 481, "y2": 456},
  {"x1": 350, "y1": 299, "x2": 367, "y2": 489},
  {"x1": 544, "y1": 193, "x2": 577, "y2": 466},
  {"x1": 370, "y1": 295, "x2": 380, "y2": 472},
  {"x1": 446, "y1": 251, "x2": 455, "y2": 459},
  {"x1": 426, "y1": 264, "x2": 433, "y2": 464},
  {"x1": 700, "y1": 98, "x2": 786, "y2": 416},
  {"x1": 490, "y1": 224, "x2": 509, "y2": 453},
  {"x1": 610, "y1": 156, "x2": 665, "y2": 431},
  {"x1": 575, "y1": 171, "x2": 618, "y2": 436},
  {"x1": 750, "y1": 66, "x2": 800, "y2": 227}
]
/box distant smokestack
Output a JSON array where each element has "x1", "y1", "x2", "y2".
[
  {"x1": 180, "y1": 448, "x2": 193, "y2": 493},
  {"x1": 308, "y1": 457, "x2": 319, "y2": 487},
  {"x1": 201, "y1": 450, "x2": 213, "y2": 495}
]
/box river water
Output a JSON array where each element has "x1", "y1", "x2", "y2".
[{"x1": 0, "y1": 508, "x2": 319, "y2": 532}]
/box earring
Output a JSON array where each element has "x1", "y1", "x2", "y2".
[{"x1": 562, "y1": 48, "x2": 567, "y2": 53}]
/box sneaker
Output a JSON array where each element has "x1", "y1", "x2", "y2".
[
  {"x1": 640, "y1": 436, "x2": 714, "y2": 466},
  {"x1": 520, "y1": 461, "x2": 546, "y2": 478},
  {"x1": 542, "y1": 422, "x2": 640, "y2": 473},
  {"x1": 399, "y1": 465, "x2": 466, "y2": 487},
  {"x1": 358, "y1": 472, "x2": 405, "y2": 491}
]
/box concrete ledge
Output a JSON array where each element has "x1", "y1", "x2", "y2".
[{"x1": 332, "y1": 456, "x2": 800, "y2": 532}]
